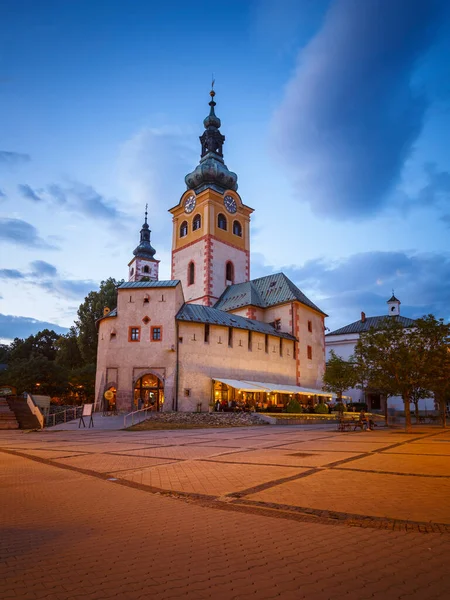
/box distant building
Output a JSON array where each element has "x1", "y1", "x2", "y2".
[
  {"x1": 95, "y1": 90, "x2": 328, "y2": 413},
  {"x1": 325, "y1": 295, "x2": 434, "y2": 411}
]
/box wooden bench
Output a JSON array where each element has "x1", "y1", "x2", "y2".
[{"x1": 337, "y1": 418, "x2": 366, "y2": 432}]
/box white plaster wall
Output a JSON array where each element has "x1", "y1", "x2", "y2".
[
  {"x1": 210, "y1": 239, "x2": 248, "y2": 301},
  {"x1": 128, "y1": 258, "x2": 159, "y2": 282},
  {"x1": 172, "y1": 244, "x2": 206, "y2": 303}
]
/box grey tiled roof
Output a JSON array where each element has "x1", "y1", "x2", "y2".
[
  {"x1": 214, "y1": 273, "x2": 326, "y2": 315},
  {"x1": 119, "y1": 280, "x2": 180, "y2": 289},
  {"x1": 176, "y1": 304, "x2": 296, "y2": 340},
  {"x1": 326, "y1": 315, "x2": 416, "y2": 336}
]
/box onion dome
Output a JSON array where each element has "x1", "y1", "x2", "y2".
[
  {"x1": 133, "y1": 205, "x2": 156, "y2": 259},
  {"x1": 185, "y1": 88, "x2": 238, "y2": 193}
]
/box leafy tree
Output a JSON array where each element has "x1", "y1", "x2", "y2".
[
  {"x1": 68, "y1": 363, "x2": 96, "y2": 403},
  {"x1": 354, "y1": 316, "x2": 450, "y2": 431},
  {"x1": 8, "y1": 329, "x2": 60, "y2": 362},
  {"x1": 0, "y1": 343, "x2": 10, "y2": 363},
  {"x1": 75, "y1": 277, "x2": 123, "y2": 364},
  {"x1": 322, "y1": 350, "x2": 358, "y2": 401},
  {"x1": 0, "y1": 355, "x2": 68, "y2": 397},
  {"x1": 56, "y1": 327, "x2": 84, "y2": 370}
]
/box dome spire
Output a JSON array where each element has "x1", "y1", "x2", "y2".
[
  {"x1": 133, "y1": 204, "x2": 156, "y2": 259},
  {"x1": 184, "y1": 84, "x2": 238, "y2": 193}
]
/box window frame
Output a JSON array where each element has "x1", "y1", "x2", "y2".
[
  {"x1": 217, "y1": 213, "x2": 227, "y2": 231},
  {"x1": 151, "y1": 326, "x2": 163, "y2": 342},
  {"x1": 232, "y1": 220, "x2": 242, "y2": 237},
  {"x1": 128, "y1": 326, "x2": 141, "y2": 342},
  {"x1": 192, "y1": 213, "x2": 202, "y2": 231},
  {"x1": 180, "y1": 220, "x2": 188, "y2": 238}
]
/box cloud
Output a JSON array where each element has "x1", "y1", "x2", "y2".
[
  {"x1": 0, "y1": 269, "x2": 25, "y2": 280},
  {"x1": 0, "y1": 218, "x2": 57, "y2": 249},
  {"x1": 272, "y1": 0, "x2": 447, "y2": 220},
  {"x1": 18, "y1": 181, "x2": 124, "y2": 222},
  {"x1": 30, "y1": 260, "x2": 58, "y2": 278},
  {"x1": 279, "y1": 250, "x2": 450, "y2": 329},
  {"x1": 0, "y1": 189, "x2": 6, "y2": 199},
  {"x1": 0, "y1": 314, "x2": 68, "y2": 342},
  {"x1": 118, "y1": 126, "x2": 197, "y2": 228},
  {"x1": 0, "y1": 151, "x2": 30, "y2": 166}
]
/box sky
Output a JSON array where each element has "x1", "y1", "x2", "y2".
[{"x1": 1, "y1": 0, "x2": 450, "y2": 342}]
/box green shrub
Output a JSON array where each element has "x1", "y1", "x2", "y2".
[
  {"x1": 334, "y1": 402, "x2": 346, "y2": 414},
  {"x1": 314, "y1": 402, "x2": 329, "y2": 414},
  {"x1": 286, "y1": 398, "x2": 303, "y2": 413}
]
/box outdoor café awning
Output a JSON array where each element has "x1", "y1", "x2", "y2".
[{"x1": 212, "y1": 377, "x2": 337, "y2": 398}]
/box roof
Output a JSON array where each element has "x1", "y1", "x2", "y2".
[
  {"x1": 213, "y1": 377, "x2": 337, "y2": 397},
  {"x1": 118, "y1": 280, "x2": 180, "y2": 289},
  {"x1": 326, "y1": 315, "x2": 416, "y2": 336},
  {"x1": 214, "y1": 273, "x2": 327, "y2": 315},
  {"x1": 388, "y1": 294, "x2": 400, "y2": 303},
  {"x1": 176, "y1": 304, "x2": 296, "y2": 340}
]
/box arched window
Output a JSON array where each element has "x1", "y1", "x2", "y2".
[
  {"x1": 232, "y1": 220, "x2": 242, "y2": 237},
  {"x1": 193, "y1": 214, "x2": 201, "y2": 231},
  {"x1": 225, "y1": 261, "x2": 234, "y2": 284},
  {"x1": 188, "y1": 261, "x2": 195, "y2": 286},
  {"x1": 143, "y1": 265, "x2": 149, "y2": 274},
  {"x1": 217, "y1": 213, "x2": 227, "y2": 231},
  {"x1": 180, "y1": 221, "x2": 188, "y2": 238}
]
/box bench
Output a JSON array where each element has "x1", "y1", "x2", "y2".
[{"x1": 337, "y1": 418, "x2": 366, "y2": 432}]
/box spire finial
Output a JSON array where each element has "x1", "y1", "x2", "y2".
[{"x1": 145, "y1": 203, "x2": 148, "y2": 224}]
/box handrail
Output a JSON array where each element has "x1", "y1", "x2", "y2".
[
  {"x1": 45, "y1": 406, "x2": 83, "y2": 427},
  {"x1": 123, "y1": 407, "x2": 153, "y2": 428},
  {"x1": 26, "y1": 393, "x2": 44, "y2": 429}
]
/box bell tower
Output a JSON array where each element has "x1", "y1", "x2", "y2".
[
  {"x1": 387, "y1": 292, "x2": 401, "y2": 316},
  {"x1": 169, "y1": 89, "x2": 253, "y2": 306},
  {"x1": 128, "y1": 206, "x2": 159, "y2": 282}
]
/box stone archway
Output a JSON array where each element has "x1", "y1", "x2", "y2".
[
  {"x1": 102, "y1": 384, "x2": 117, "y2": 415},
  {"x1": 133, "y1": 372, "x2": 165, "y2": 412}
]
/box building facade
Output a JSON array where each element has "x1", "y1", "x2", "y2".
[{"x1": 95, "y1": 91, "x2": 328, "y2": 413}]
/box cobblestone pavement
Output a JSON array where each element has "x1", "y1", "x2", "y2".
[{"x1": 1, "y1": 425, "x2": 450, "y2": 599}]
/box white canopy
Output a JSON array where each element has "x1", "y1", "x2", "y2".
[{"x1": 212, "y1": 377, "x2": 337, "y2": 398}]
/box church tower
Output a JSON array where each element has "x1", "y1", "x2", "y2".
[
  {"x1": 387, "y1": 293, "x2": 401, "y2": 316},
  {"x1": 128, "y1": 206, "x2": 160, "y2": 282},
  {"x1": 169, "y1": 89, "x2": 253, "y2": 305}
]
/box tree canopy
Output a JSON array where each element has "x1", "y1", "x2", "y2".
[{"x1": 322, "y1": 350, "x2": 358, "y2": 400}]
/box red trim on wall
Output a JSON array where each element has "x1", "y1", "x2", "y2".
[
  {"x1": 128, "y1": 326, "x2": 141, "y2": 342},
  {"x1": 150, "y1": 325, "x2": 163, "y2": 342}
]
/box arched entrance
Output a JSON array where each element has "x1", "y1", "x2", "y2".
[
  {"x1": 103, "y1": 385, "x2": 117, "y2": 415},
  {"x1": 134, "y1": 373, "x2": 164, "y2": 411}
]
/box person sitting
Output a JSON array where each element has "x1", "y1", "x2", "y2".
[{"x1": 359, "y1": 410, "x2": 374, "y2": 431}]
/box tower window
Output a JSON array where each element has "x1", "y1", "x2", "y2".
[
  {"x1": 279, "y1": 338, "x2": 283, "y2": 357},
  {"x1": 308, "y1": 320, "x2": 312, "y2": 332},
  {"x1": 228, "y1": 327, "x2": 233, "y2": 348},
  {"x1": 193, "y1": 214, "x2": 202, "y2": 231},
  {"x1": 204, "y1": 323, "x2": 210, "y2": 343},
  {"x1": 188, "y1": 261, "x2": 195, "y2": 286},
  {"x1": 143, "y1": 265, "x2": 149, "y2": 274},
  {"x1": 128, "y1": 327, "x2": 140, "y2": 342},
  {"x1": 180, "y1": 221, "x2": 188, "y2": 238},
  {"x1": 265, "y1": 334, "x2": 269, "y2": 354},
  {"x1": 233, "y1": 220, "x2": 242, "y2": 237},
  {"x1": 248, "y1": 331, "x2": 252, "y2": 351},
  {"x1": 307, "y1": 345, "x2": 312, "y2": 360},
  {"x1": 151, "y1": 326, "x2": 162, "y2": 341},
  {"x1": 225, "y1": 261, "x2": 234, "y2": 285},
  {"x1": 217, "y1": 213, "x2": 227, "y2": 231}
]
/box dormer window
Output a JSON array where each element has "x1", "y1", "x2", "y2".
[
  {"x1": 180, "y1": 221, "x2": 188, "y2": 238},
  {"x1": 217, "y1": 213, "x2": 227, "y2": 231}
]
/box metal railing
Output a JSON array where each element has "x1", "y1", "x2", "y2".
[
  {"x1": 45, "y1": 406, "x2": 83, "y2": 427},
  {"x1": 123, "y1": 407, "x2": 154, "y2": 428}
]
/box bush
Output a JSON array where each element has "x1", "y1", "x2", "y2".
[
  {"x1": 334, "y1": 402, "x2": 346, "y2": 414},
  {"x1": 314, "y1": 402, "x2": 329, "y2": 414},
  {"x1": 286, "y1": 398, "x2": 303, "y2": 413}
]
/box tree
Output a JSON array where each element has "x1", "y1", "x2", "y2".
[
  {"x1": 8, "y1": 329, "x2": 60, "y2": 362},
  {"x1": 75, "y1": 277, "x2": 123, "y2": 364},
  {"x1": 322, "y1": 350, "x2": 358, "y2": 402},
  {"x1": 0, "y1": 355, "x2": 68, "y2": 397},
  {"x1": 354, "y1": 316, "x2": 450, "y2": 431},
  {"x1": 55, "y1": 327, "x2": 84, "y2": 370}
]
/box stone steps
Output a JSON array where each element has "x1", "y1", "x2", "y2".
[
  {"x1": 6, "y1": 397, "x2": 41, "y2": 429},
  {"x1": 0, "y1": 398, "x2": 19, "y2": 429}
]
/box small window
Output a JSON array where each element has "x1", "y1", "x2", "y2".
[
  {"x1": 217, "y1": 213, "x2": 227, "y2": 231},
  {"x1": 279, "y1": 338, "x2": 283, "y2": 357},
  {"x1": 151, "y1": 326, "x2": 162, "y2": 341},
  {"x1": 188, "y1": 261, "x2": 195, "y2": 286},
  {"x1": 110, "y1": 332, "x2": 116, "y2": 340},
  {"x1": 180, "y1": 221, "x2": 188, "y2": 238},
  {"x1": 225, "y1": 261, "x2": 234, "y2": 284},
  {"x1": 233, "y1": 220, "x2": 242, "y2": 237},
  {"x1": 248, "y1": 331, "x2": 252, "y2": 351},
  {"x1": 308, "y1": 320, "x2": 312, "y2": 333},
  {"x1": 265, "y1": 334, "x2": 269, "y2": 354},
  {"x1": 144, "y1": 295, "x2": 150, "y2": 304},
  {"x1": 129, "y1": 327, "x2": 140, "y2": 342},
  {"x1": 193, "y1": 214, "x2": 201, "y2": 231},
  {"x1": 274, "y1": 319, "x2": 281, "y2": 331},
  {"x1": 228, "y1": 327, "x2": 233, "y2": 348},
  {"x1": 143, "y1": 265, "x2": 149, "y2": 274},
  {"x1": 184, "y1": 389, "x2": 191, "y2": 397},
  {"x1": 307, "y1": 345, "x2": 312, "y2": 360},
  {"x1": 204, "y1": 323, "x2": 210, "y2": 343}
]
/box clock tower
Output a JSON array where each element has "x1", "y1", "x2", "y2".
[{"x1": 169, "y1": 90, "x2": 253, "y2": 306}]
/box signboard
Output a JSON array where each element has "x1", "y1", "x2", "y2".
[
  {"x1": 79, "y1": 403, "x2": 94, "y2": 428},
  {"x1": 0, "y1": 386, "x2": 16, "y2": 396},
  {"x1": 104, "y1": 390, "x2": 114, "y2": 401}
]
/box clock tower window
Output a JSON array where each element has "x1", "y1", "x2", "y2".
[
  {"x1": 233, "y1": 220, "x2": 242, "y2": 237},
  {"x1": 193, "y1": 214, "x2": 202, "y2": 231},
  {"x1": 218, "y1": 213, "x2": 227, "y2": 231},
  {"x1": 180, "y1": 221, "x2": 188, "y2": 238}
]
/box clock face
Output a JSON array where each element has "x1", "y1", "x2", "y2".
[
  {"x1": 224, "y1": 195, "x2": 237, "y2": 214},
  {"x1": 184, "y1": 194, "x2": 196, "y2": 214}
]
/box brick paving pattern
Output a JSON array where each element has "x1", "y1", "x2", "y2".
[{"x1": 1, "y1": 424, "x2": 450, "y2": 599}]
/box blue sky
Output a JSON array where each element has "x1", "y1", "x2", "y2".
[{"x1": 1, "y1": 0, "x2": 450, "y2": 342}]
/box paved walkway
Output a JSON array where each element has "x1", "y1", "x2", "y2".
[{"x1": 1, "y1": 425, "x2": 450, "y2": 599}]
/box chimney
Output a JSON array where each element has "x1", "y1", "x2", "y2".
[{"x1": 361, "y1": 311, "x2": 366, "y2": 323}]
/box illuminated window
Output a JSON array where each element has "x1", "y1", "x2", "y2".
[
  {"x1": 217, "y1": 213, "x2": 227, "y2": 230},
  {"x1": 193, "y1": 214, "x2": 201, "y2": 231},
  {"x1": 180, "y1": 221, "x2": 188, "y2": 237},
  {"x1": 151, "y1": 326, "x2": 162, "y2": 341},
  {"x1": 307, "y1": 345, "x2": 312, "y2": 360},
  {"x1": 129, "y1": 327, "x2": 140, "y2": 342}
]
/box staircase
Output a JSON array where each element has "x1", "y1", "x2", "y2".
[
  {"x1": 6, "y1": 396, "x2": 41, "y2": 430},
  {"x1": 0, "y1": 397, "x2": 19, "y2": 429}
]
